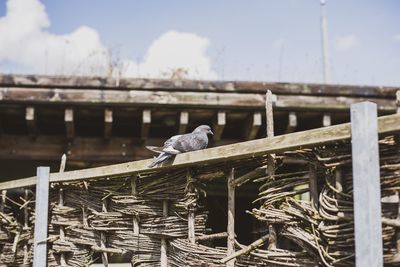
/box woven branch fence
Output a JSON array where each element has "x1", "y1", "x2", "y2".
[
  {"x1": 0, "y1": 134, "x2": 399, "y2": 266},
  {"x1": 1, "y1": 98, "x2": 400, "y2": 267}
]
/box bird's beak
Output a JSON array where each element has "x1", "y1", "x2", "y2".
[{"x1": 209, "y1": 131, "x2": 214, "y2": 135}]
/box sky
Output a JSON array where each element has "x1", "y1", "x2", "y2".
[{"x1": 0, "y1": 0, "x2": 399, "y2": 86}]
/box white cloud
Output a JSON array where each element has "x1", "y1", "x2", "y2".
[
  {"x1": 335, "y1": 34, "x2": 358, "y2": 51},
  {"x1": 0, "y1": 0, "x2": 217, "y2": 79},
  {"x1": 121, "y1": 31, "x2": 217, "y2": 79},
  {"x1": 394, "y1": 34, "x2": 400, "y2": 42}
]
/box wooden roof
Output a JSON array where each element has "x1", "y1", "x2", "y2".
[{"x1": 0, "y1": 74, "x2": 398, "y2": 165}]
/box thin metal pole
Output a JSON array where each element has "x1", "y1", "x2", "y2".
[{"x1": 320, "y1": 0, "x2": 330, "y2": 84}]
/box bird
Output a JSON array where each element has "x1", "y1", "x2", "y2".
[{"x1": 146, "y1": 125, "x2": 214, "y2": 168}]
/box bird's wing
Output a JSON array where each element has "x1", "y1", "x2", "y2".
[
  {"x1": 145, "y1": 135, "x2": 183, "y2": 154},
  {"x1": 172, "y1": 133, "x2": 208, "y2": 152},
  {"x1": 145, "y1": 146, "x2": 164, "y2": 154}
]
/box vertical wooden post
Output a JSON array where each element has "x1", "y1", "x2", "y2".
[
  {"x1": 265, "y1": 90, "x2": 277, "y2": 249},
  {"x1": 335, "y1": 167, "x2": 343, "y2": 201},
  {"x1": 351, "y1": 102, "x2": 383, "y2": 267},
  {"x1": 33, "y1": 167, "x2": 50, "y2": 267},
  {"x1": 58, "y1": 154, "x2": 67, "y2": 266},
  {"x1": 101, "y1": 199, "x2": 109, "y2": 267},
  {"x1": 227, "y1": 168, "x2": 235, "y2": 267},
  {"x1": 131, "y1": 176, "x2": 139, "y2": 235},
  {"x1": 161, "y1": 200, "x2": 168, "y2": 267},
  {"x1": 187, "y1": 169, "x2": 196, "y2": 244},
  {"x1": 0, "y1": 190, "x2": 6, "y2": 212},
  {"x1": 395, "y1": 91, "x2": 400, "y2": 255},
  {"x1": 23, "y1": 189, "x2": 30, "y2": 265},
  {"x1": 309, "y1": 165, "x2": 319, "y2": 210}
]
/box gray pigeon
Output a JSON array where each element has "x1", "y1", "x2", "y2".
[{"x1": 147, "y1": 125, "x2": 214, "y2": 168}]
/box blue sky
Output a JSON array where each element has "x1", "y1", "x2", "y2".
[{"x1": 0, "y1": 0, "x2": 399, "y2": 86}]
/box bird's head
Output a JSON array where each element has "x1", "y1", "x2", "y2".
[{"x1": 193, "y1": 125, "x2": 214, "y2": 135}]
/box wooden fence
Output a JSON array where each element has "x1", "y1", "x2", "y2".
[{"x1": 0, "y1": 102, "x2": 400, "y2": 266}]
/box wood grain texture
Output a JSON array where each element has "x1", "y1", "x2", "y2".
[
  {"x1": 0, "y1": 87, "x2": 396, "y2": 112},
  {"x1": 0, "y1": 74, "x2": 398, "y2": 98},
  {"x1": 351, "y1": 102, "x2": 383, "y2": 267}
]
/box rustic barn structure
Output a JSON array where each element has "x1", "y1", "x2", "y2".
[
  {"x1": 0, "y1": 74, "x2": 399, "y2": 266},
  {"x1": 0, "y1": 74, "x2": 398, "y2": 173}
]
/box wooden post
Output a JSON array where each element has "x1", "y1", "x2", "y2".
[
  {"x1": 227, "y1": 168, "x2": 235, "y2": 267},
  {"x1": 0, "y1": 190, "x2": 5, "y2": 212},
  {"x1": 33, "y1": 166, "x2": 50, "y2": 267},
  {"x1": 26, "y1": 106, "x2": 37, "y2": 136},
  {"x1": 187, "y1": 169, "x2": 196, "y2": 244},
  {"x1": 141, "y1": 110, "x2": 151, "y2": 140},
  {"x1": 396, "y1": 91, "x2": 400, "y2": 256},
  {"x1": 309, "y1": 165, "x2": 319, "y2": 210},
  {"x1": 161, "y1": 200, "x2": 168, "y2": 267},
  {"x1": 323, "y1": 113, "x2": 331, "y2": 127},
  {"x1": 23, "y1": 189, "x2": 29, "y2": 265},
  {"x1": 58, "y1": 154, "x2": 67, "y2": 266},
  {"x1": 64, "y1": 109, "x2": 75, "y2": 139},
  {"x1": 213, "y1": 111, "x2": 226, "y2": 142},
  {"x1": 178, "y1": 111, "x2": 189, "y2": 135},
  {"x1": 104, "y1": 109, "x2": 113, "y2": 139},
  {"x1": 350, "y1": 102, "x2": 383, "y2": 267},
  {"x1": 101, "y1": 199, "x2": 109, "y2": 266},
  {"x1": 131, "y1": 176, "x2": 139, "y2": 235},
  {"x1": 285, "y1": 112, "x2": 297, "y2": 134},
  {"x1": 243, "y1": 112, "x2": 262, "y2": 140},
  {"x1": 265, "y1": 90, "x2": 277, "y2": 249}
]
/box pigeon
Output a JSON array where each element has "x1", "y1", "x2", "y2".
[{"x1": 146, "y1": 125, "x2": 214, "y2": 168}]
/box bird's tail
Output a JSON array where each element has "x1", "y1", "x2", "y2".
[{"x1": 148, "y1": 152, "x2": 172, "y2": 168}]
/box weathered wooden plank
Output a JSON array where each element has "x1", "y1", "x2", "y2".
[
  {"x1": 1, "y1": 114, "x2": 399, "y2": 190},
  {"x1": 243, "y1": 112, "x2": 261, "y2": 140},
  {"x1": 64, "y1": 108, "x2": 74, "y2": 139},
  {"x1": 178, "y1": 111, "x2": 189, "y2": 134},
  {"x1": 285, "y1": 112, "x2": 297, "y2": 133},
  {"x1": 25, "y1": 106, "x2": 37, "y2": 136},
  {"x1": 0, "y1": 74, "x2": 398, "y2": 98},
  {"x1": 33, "y1": 167, "x2": 50, "y2": 267},
  {"x1": 351, "y1": 102, "x2": 383, "y2": 267},
  {"x1": 104, "y1": 109, "x2": 113, "y2": 139},
  {"x1": 227, "y1": 168, "x2": 236, "y2": 267},
  {"x1": 213, "y1": 111, "x2": 226, "y2": 142},
  {"x1": 0, "y1": 87, "x2": 396, "y2": 112}
]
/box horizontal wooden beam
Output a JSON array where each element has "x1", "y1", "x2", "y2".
[
  {"x1": 0, "y1": 74, "x2": 398, "y2": 98},
  {"x1": 1, "y1": 113, "x2": 399, "y2": 191},
  {"x1": 0, "y1": 87, "x2": 396, "y2": 112}
]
